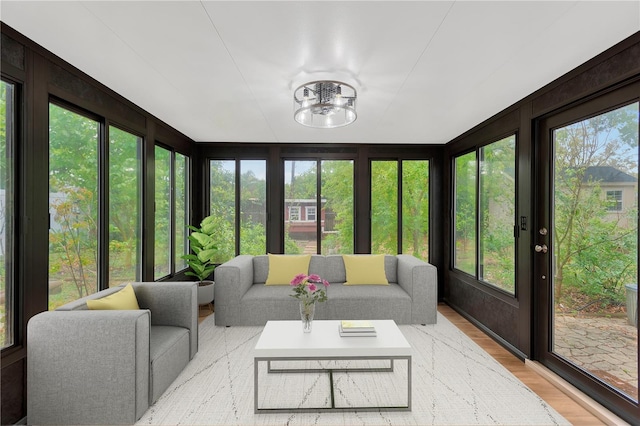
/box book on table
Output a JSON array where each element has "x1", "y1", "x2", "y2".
[{"x1": 339, "y1": 320, "x2": 377, "y2": 337}]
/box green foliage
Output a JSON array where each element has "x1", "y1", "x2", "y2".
[
  {"x1": 154, "y1": 146, "x2": 172, "y2": 277},
  {"x1": 321, "y1": 160, "x2": 354, "y2": 254},
  {"x1": 48, "y1": 104, "x2": 100, "y2": 303},
  {"x1": 371, "y1": 161, "x2": 398, "y2": 253},
  {"x1": 454, "y1": 152, "x2": 476, "y2": 274},
  {"x1": 182, "y1": 215, "x2": 218, "y2": 282},
  {"x1": 553, "y1": 102, "x2": 639, "y2": 309},
  {"x1": 402, "y1": 160, "x2": 430, "y2": 259},
  {"x1": 478, "y1": 136, "x2": 516, "y2": 292}
]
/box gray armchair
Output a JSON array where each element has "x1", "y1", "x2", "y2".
[{"x1": 27, "y1": 281, "x2": 198, "y2": 425}]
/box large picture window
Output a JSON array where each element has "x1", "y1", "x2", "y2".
[{"x1": 1, "y1": 80, "x2": 15, "y2": 349}]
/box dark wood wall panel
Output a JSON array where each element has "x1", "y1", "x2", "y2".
[
  {"x1": 532, "y1": 34, "x2": 640, "y2": 115},
  {"x1": 1, "y1": 31, "x2": 24, "y2": 71},
  {"x1": 48, "y1": 62, "x2": 146, "y2": 130},
  {"x1": 1, "y1": 358, "x2": 25, "y2": 425},
  {"x1": 448, "y1": 277, "x2": 520, "y2": 351},
  {"x1": 280, "y1": 145, "x2": 358, "y2": 155}
]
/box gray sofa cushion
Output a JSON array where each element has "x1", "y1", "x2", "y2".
[
  {"x1": 239, "y1": 283, "x2": 330, "y2": 324},
  {"x1": 328, "y1": 283, "x2": 411, "y2": 323},
  {"x1": 253, "y1": 255, "x2": 270, "y2": 283},
  {"x1": 149, "y1": 326, "x2": 190, "y2": 404},
  {"x1": 253, "y1": 254, "x2": 399, "y2": 284}
]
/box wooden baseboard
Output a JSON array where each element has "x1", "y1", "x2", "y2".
[{"x1": 525, "y1": 360, "x2": 629, "y2": 426}]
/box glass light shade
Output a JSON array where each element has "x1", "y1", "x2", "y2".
[{"x1": 293, "y1": 80, "x2": 357, "y2": 128}]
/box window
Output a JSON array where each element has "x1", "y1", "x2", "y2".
[
  {"x1": 371, "y1": 161, "x2": 398, "y2": 253},
  {"x1": 284, "y1": 159, "x2": 354, "y2": 254},
  {"x1": 210, "y1": 160, "x2": 235, "y2": 264},
  {"x1": 306, "y1": 206, "x2": 316, "y2": 221},
  {"x1": 108, "y1": 126, "x2": 142, "y2": 287},
  {"x1": 288, "y1": 206, "x2": 301, "y2": 221},
  {"x1": 372, "y1": 160, "x2": 430, "y2": 259},
  {"x1": 285, "y1": 160, "x2": 317, "y2": 253},
  {"x1": 454, "y1": 135, "x2": 516, "y2": 293},
  {"x1": 454, "y1": 152, "x2": 476, "y2": 275},
  {"x1": 402, "y1": 160, "x2": 430, "y2": 260},
  {"x1": 210, "y1": 159, "x2": 266, "y2": 263},
  {"x1": 321, "y1": 160, "x2": 354, "y2": 254},
  {"x1": 154, "y1": 146, "x2": 171, "y2": 279},
  {"x1": 606, "y1": 190, "x2": 623, "y2": 211},
  {"x1": 174, "y1": 153, "x2": 189, "y2": 272},
  {"x1": 239, "y1": 160, "x2": 266, "y2": 257},
  {"x1": 155, "y1": 146, "x2": 190, "y2": 280},
  {"x1": 1, "y1": 80, "x2": 15, "y2": 350},
  {"x1": 48, "y1": 103, "x2": 100, "y2": 309},
  {"x1": 479, "y1": 135, "x2": 516, "y2": 292}
]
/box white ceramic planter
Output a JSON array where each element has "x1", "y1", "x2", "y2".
[{"x1": 197, "y1": 281, "x2": 215, "y2": 305}]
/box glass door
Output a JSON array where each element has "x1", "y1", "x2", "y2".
[{"x1": 536, "y1": 87, "x2": 639, "y2": 422}]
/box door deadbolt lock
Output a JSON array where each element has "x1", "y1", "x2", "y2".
[
  {"x1": 539, "y1": 227, "x2": 548, "y2": 235},
  {"x1": 534, "y1": 244, "x2": 548, "y2": 253}
]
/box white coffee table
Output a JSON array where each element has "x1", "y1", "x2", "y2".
[{"x1": 254, "y1": 319, "x2": 412, "y2": 413}]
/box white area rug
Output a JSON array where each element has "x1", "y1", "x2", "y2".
[{"x1": 137, "y1": 314, "x2": 569, "y2": 425}]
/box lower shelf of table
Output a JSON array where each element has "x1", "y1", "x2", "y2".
[{"x1": 254, "y1": 355, "x2": 412, "y2": 413}]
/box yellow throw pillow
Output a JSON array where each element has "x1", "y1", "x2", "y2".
[
  {"x1": 86, "y1": 284, "x2": 140, "y2": 310},
  {"x1": 343, "y1": 254, "x2": 389, "y2": 285},
  {"x1": 265, "y1": 254, "x2": 311, "y2": 285}
]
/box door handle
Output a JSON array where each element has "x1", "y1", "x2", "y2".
[{"x1": 534, "y1": 244, "x2": 548, "y2": 253}]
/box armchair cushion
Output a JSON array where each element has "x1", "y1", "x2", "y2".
[{"x1": 149, "y1": 326, "x2": 190, "y2": 403}]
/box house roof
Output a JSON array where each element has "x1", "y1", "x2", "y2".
[{"x1": 583, "y1": 166, "x2": 637, "y2": 183}]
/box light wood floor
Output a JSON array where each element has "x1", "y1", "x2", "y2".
[
  {"x1": 199, "y1": 304, "x2": 606, "y2": 424},
  {"x1": 438, "y1": 304, "x2": 606, "y2": 425}
]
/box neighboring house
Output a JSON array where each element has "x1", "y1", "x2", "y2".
[
  {"x1": 284, "y1": 198, "x2": 334, "y2": 239},
  {"x1": 582, "y1": 166, "x2": 638, "y2": 227}
]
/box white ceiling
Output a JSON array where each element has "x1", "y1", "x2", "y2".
[{"x1": 1, "y1": 1, "x2": 639, "y2": 144}]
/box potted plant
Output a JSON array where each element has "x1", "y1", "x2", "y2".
[{"x1": 182, "y1": 215, "x2": 217, "y2": 309}]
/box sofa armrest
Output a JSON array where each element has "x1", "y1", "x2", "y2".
[
  {"x1": 396, "y1": 254, "x2": 438, "y2": 324},
  {"x1": 213, "y1": 255, "x2": 255, "y2": 325},
  {"x1": 27, "y1": 310, "x2": 150, "y2": 425},
  {"x1": 132, "y1": 281, "x2": 198, "y2": 358}
]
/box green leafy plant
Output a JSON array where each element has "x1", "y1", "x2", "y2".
[{"x1": 182, "y1": 215, "x2": 218, "y2": 283}]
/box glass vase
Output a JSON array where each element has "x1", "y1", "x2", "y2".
[{"x1": 299, "y1": 301, "x2": 315, "y2": 333}]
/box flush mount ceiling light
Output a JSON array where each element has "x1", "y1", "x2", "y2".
[{"x1": 293, "y1": 80, "x2": 357, "y2": 128}]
